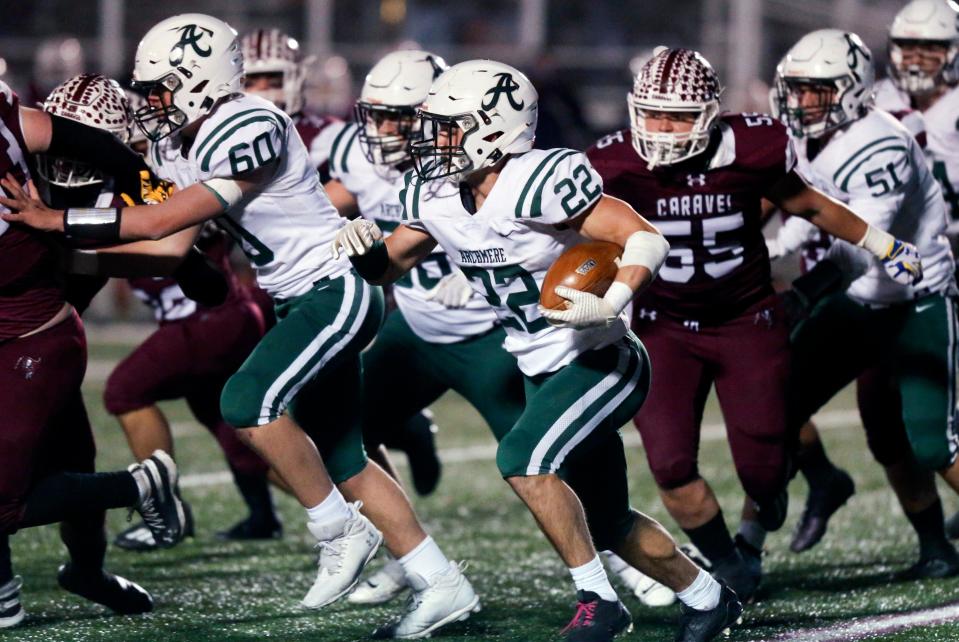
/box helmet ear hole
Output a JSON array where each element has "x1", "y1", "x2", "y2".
[{"x1": 482, "y1": 132, "x2": 502, "y2": 142}]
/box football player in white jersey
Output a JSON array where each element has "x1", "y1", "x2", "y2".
[
  {"x1": 0, "y1": 14, "x2": 480, "y2": 637},
  {"x1": 332, "y1": 59, "x2": 743, "y2": 642},
  {"x1": 324, "y1": 50, "x2": 528, "y2": 608},
  {"x1": 772, "y1": 29, "x2": 959, "y2": 577},
  {"x1": 871, "y1": 0, "x2": 959, "y2": 539}
]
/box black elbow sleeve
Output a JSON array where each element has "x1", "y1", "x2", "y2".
[{"x1": 47, "y1": 115, "x2": 149, "y2": 194}]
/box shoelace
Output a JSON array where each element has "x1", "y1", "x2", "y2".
[
  {"x1": 137, "y1": 496, "x2": 170, "y2": 543},
  {"x1": 316, "y1": 537, "x2": 346, "y2": 573},
  {"x1": 560, "y1": 600, "x2": 598, "y2": 633}
]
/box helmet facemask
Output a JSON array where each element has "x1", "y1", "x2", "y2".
[
  {"x1": 776, "y1": 76, "x2": 852, "y2": 139},
  {"x1": 130, "y1": 73, "x2": 191, "y2": 142},
  {"x1": 355, "y1": 101, "x2": 422, "y2": 167},
  {"x1": 411, "y1": 112, "x2": 479, "y2": 182},
  {"x1": 35, "y1": 156, "x2": 103, "y2": 189},
  {"x1": 889, "y1": 38, "x2": 957, "y2": 95},
  {"x1": 628, "y1": 97, "x2": 719, "y2": 168}
]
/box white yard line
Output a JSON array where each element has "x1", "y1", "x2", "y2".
[
  {"x1": 770, "y1": 601, "x2": 959, "y2": 641},
  {"x1": 179, "y1": 409, "x2": 861, "y2": 489}
]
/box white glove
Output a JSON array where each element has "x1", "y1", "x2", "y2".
[
  {"x1": 424, "y1": 270, "x2": 474, "y2": 308},
  {"x1": 538, "y1": 285, "x2": 619, "y2": 329},
  {"x1": 881, "y1": 239, "x2": 923, "y2": 286},
  {"x1": 330, "y1": 219, "x2": 383, "y2": 259}
]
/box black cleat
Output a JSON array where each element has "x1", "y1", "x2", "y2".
[
  {"x1": 675, "y1": 583, "x2": 743, "y2": 642},
  {"x1": 711, "y1": 550, "x2": 760, "y2": 605},
  {"x1": 216, "y1": 516, "x2": 283, "y2": 541},
  {"x1": 734, "y1": 535, "x2": 763, "y2": 583},
  {"x1": 116, "y1": 501, "x2": 194, "y2": 552},
  {"x1": 0, "y1": 576, "x2": 24, "y2": 629},
  {"x1": 896, "y1": 547, "x2": 959, "y2": 580},
  {"x1": 129, "y1": 450, "x2": 188, "y2": 549},
  {"x1": 57, "y1": 563, "x2": 153, "y2": 615},
  {"x1": 561, "y1": 591, "x2": 632, "y2": 641},
  {"x1": 405, "y1": 411, "x2": 442, "y2": 496},
  {"x1": 945, "y1": 510, "x2": 959, "y2": 540},
  {"x1": 790, "y1": 468, "x2": 855, "y2": 553}
]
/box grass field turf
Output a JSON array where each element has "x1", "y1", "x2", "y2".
[{"x1": 6, "y1": 330, "x2": 959, "y2": 642}]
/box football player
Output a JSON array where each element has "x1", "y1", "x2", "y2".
[
  {"x1": 240, "y1": 28, "x2": 341, "y2": 182},
  {"x1": 0, "y1": 78, "x2": 190, "y2": 627},
  {"x1": 34, "y1": 74, "x2": 283, "y2": 549},
  {"x1": 771, "y1": 28, "x2": 959, "y2": 578},
  {"x1": 586, "y1": 46, "x2": 921, "y2": 603},
  {"x1": 324, "y1": 49, "x2": 528, "y2": 607},
  {"x1": 333, "y1": 58, "x2": 743, "y2": 642},
  {"x1": 871, "y1": 0, "x2": 959, "y2": 539},
  {"x1": 0, "y1": 14, "x2": 481, "y2": 637}
]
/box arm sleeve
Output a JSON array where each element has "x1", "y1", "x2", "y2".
[
  {"x1": 516, "y1": 149, "x2": 604, "y2": 223},
  {"x1": 47, "y1": 115, "x2": 152, "y2": 195},
  {"x1": 195, "y1": 115, "x2": 287, "y2": 178}
]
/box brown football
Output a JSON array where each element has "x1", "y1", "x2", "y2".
[{"x1": 540, "y1": 241, "x2": 622, "y2": 310}]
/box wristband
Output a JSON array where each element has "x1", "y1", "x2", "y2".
[
  {"x1": 63, "y1": 207, "x2": 121, "y2": 242},
  {"x1": 349, "y1": 238, "x2": 389, "y2": 281},
  {"x1": 856, "y1": 224, "x2": 895, "y2": 259},
  {"x1": 603, "y1": 281, "x2": 634, "y2": 315}
]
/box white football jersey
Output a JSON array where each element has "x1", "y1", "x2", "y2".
[
  {"x1": 149, "y1": 94, "x2": 350, "y2": 300},
  {"x1": 329, "y1": 122, "x2": 497, "y2": 343},
  {"x1": 400, "y1": 148, "x2": 627, "y2": 376},
  {"x1": 794, "y1": 108, "x2": 954, "y2": 304}
]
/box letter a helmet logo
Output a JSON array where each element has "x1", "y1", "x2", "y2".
[
  {"x1": 169, "y1": 24, "x2": 214, "y2": 65},
  {"x1": 482, "y1": 72, "x2": 525, "y2": 111}
]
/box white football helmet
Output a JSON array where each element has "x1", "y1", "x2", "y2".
[
  {"x1": 889, "y1": 0, "x2": 959, "y2": 95},
  {"x1": 241, "y1": 28, "x2": 313, "y2": 115},
  {"x1": 131, "y1": 13, "x2": 243, "y2": 142},
  {"x1": 773, "y1": 29, "x2": 875, "y2": 139},
  {"x1": 627, "y1": 47, "x2": 723, "y2": 168},
  {"x1": 411, "y1": 59, "x2": 537, "y2": 182},
  {"x1": 38, "y1": 74, "x2": 130, "y2": 188},
  {"x1": 355, "y1": 50, "x2": 447, "y2": 167}
]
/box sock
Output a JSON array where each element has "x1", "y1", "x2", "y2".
[
  {"x1": 905, "y1": 498, "x2": 952, "y2": 558},
  {"x1": 602, "y1": 551, "x2": 629, "y2": 574},
  {"x1": 60, "y1": 512, "x2": 107, "y2": 574},
  {"x1": 0, "y1": 534, "x2": 11, "y2": 586},
  {"x1": 737, "y1": 519, "x2": 767, "y2": 551},
  {"x1": 399, "y1": 536, "x2": 451, "y2": 583},
  {"x1": 676, "y1": 568, "x2": 721, "y2": 611},
  {"x1": 232, "y1": 469, "x2": 278, "y2": 526},
  {"x1": 799, "y1": 439, "x2": 838, "y2": 489},
  {"x1": 569, "y1": 555, "x2": 618, "y2": 601},
  {"x1": 381, "y1": 553, "x2": 407, "y2": 583},
  {"x1": 19, "y1": 471, "x2": 140, "y2": 528},
  {"x1": 683, "y1": 511, "x2": 735, "y2": 564},
  {"x1": 305, "y1": 487, "x2": 352, "y2": 531}
]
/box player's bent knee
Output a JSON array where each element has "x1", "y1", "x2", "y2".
[
  {"x1": 496, "y1": 439, "x2": 535, "y2": 478},
  {"x1": 589, "y1": 507, "x2": 639, "y2": 552},
  {"x1": 911, "y1": 438, "x2": 954, "y2": 473},
  {"x1": 220, "y1": 371, "x2": 268, "y2": 429},
  {"x1": 102, "y1": 370, "x2": 151, "y2": 417},
  {"x1": 652, "y1": 460, "x2": 700, "y2": 491}
]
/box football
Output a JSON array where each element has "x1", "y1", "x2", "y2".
[{"x1": 539, "y1": 241, "x2": 622, "y2": 310}]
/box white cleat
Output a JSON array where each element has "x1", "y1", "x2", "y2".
[
  {"x1": 633, "y1": 572, "x2": 676, "y2": 607},
  {"x1": 0, "y1": 576, "x2": 25, "y2": 629},
  {"x1": 348, "y1": 559, "x2": 410, "y2": 605},
  {"x1": 372, "y1": 561, "x2": 480, "y2": 640},
  {"x1": 301, "y1": 502, "x2": 383, "y2": 610}
]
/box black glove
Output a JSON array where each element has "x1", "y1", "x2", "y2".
[{"x1": 172, "y1": 248, "x2": 229, "y2": 307}]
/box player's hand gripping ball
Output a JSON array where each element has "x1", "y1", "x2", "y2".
[{"x1": 539, "y1": 241, "x2": 622, "y2": 310}]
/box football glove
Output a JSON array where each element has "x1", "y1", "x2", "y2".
[
  {"x1": 881, "y1": 239, "x2": 923, "y2": 286},
  {"x1": 539, "y1": 286, "x2": 619, "y2": 329},
  {"x1": 119, "y1": 170, "x2": 176, "y2": 206},
  {"x1": 330, "y1": 219, "x2": 383, "y2": 259},
  {"x1": 424, "y1": 270, "x2": 473, "y2": 308}
]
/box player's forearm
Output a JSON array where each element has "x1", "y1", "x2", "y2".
[{"x1": 803, "y1": 200, "x2": 868, "y2": 247}]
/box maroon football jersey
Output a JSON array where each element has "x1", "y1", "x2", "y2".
[
  {"x1": 128, "y1": 226, "x2": 246, "y2": 324},
  {"x1": 587, "y1": 113, "x2": 795, "y2": 323},
  {"x1": 0, "y1": 82, "x2": 67, "y2": 339}
]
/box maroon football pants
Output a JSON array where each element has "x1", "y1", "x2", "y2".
[
  {"x1": 103, "y1": 300, "x2": 268, "y2": 476},
  {"x1": 632, "y1": 295, "x2": 790, "y2": 504},
  {"x1": 0, "y1": 312, "x2": 95, "y2": 533}
]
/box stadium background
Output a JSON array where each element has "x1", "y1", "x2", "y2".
[{"x1": 5, "y1": 1, "x2": 959, "y2": 641}]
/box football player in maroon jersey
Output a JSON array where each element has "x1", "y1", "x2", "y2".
[
  {"x1": 0, "y1": 76, "x2": 190, "y2": 628},
  {"x1": 587, "y1": 47, "x2": 922, "y2": 602}
]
